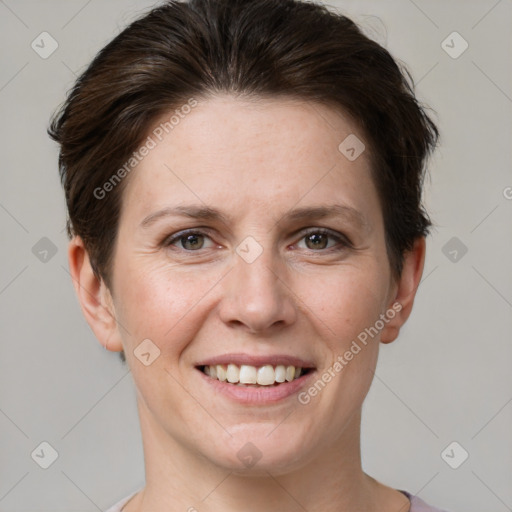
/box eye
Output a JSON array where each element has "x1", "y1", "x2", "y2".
[
  {"x1": 295, "y1": 228, "x2": 350, "y2": 252},
  {"x1": 162, "y1": 227, "x2": 351, "y2": 254},
  {"x1": 164, "y1": 229, "x2": 216, "y2": 251}
]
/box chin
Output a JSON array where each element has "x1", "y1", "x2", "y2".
[{"x1": 201, "y1": 424, "x2": 315, "y2": 475}]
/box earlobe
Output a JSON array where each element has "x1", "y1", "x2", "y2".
[
  {"x1": 380, "y1": 237, "x2": 426, "y2": 344},
  {"x1": 67, "y1": 237, "x2": 123, "y2": 352}
]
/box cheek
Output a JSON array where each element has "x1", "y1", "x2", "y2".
[
  {"x1": 113, "y1": 258, "x2": 225, "y2": 354},
  {"x1": 303, "y1": 263, "x2": 389, "y2": 346},
  {"x1": 302, "y1": 271, "x2": 385, "y2": 417}
]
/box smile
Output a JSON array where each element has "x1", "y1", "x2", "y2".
[
  {"x1": 199, "y1": 364, "x2": 312, "y2": 386},
  {"x1": 195, "y1": 355, "x2": 317, "y2": 404}
]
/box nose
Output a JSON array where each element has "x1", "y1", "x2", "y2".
[{"x1": 218, "y1": 243, "x2": 297, "y2": 335}]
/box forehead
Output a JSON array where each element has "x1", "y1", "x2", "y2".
[{"x1": 122, "y1": 94, "x2": 379, "y2": 227}]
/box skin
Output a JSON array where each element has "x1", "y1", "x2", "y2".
[{"x1": 69, "y1": 95, "x2": 425, "y2": 512}]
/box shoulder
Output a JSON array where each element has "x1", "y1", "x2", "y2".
[
  {"x1": 400, "y1": 490, "x2": 451, "y2": 512},
  {"x1": 105, "y1": 490, "x2": 139, "y2": 512}
]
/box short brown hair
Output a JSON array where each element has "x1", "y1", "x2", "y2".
[{"x1": 48, "y1": 0, "x2": 438, "y2": 337}]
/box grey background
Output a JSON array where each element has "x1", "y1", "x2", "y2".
[{"x1": 0, "y1": 0, "x2": 511, "y2": 511}]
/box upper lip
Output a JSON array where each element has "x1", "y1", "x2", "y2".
[{"x1": 196, "y1": 353, "x2": 316, "y2": 369}]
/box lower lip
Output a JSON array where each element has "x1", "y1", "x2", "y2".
[{"x1": 196, "y1": 368, "x2": 315, "y2": 404}]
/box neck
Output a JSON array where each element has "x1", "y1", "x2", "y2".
[{"x1": 124, "y1": 399, "x2": 393, "y2": 512}]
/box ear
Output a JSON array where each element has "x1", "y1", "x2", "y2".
[
  {"x1": 380, "y1": 237, "x2": 426, "y2": 344},
  {"x1": 68, "y1": 236, "x2": 123, "y2": 352}
]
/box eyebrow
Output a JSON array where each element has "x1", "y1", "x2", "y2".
[
  {"x1": 141, "y1": 205, "x2": 231, "y2": 228},
  {"x1": 140, "y1": 204, "x2": 370, "y2": 232}
]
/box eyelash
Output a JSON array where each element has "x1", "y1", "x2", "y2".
[{"x1": 162, "y1": 227, "x2": 352, "y2": 254}]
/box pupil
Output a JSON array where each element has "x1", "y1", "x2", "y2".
[
  {"x1": 307, "y1": 233, "x2": 327, "y2": 250},
  {"x1": 183, "y1": 234, "x2": 202, "y2": 250}
]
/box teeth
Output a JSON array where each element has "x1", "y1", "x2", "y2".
[
  {"x1": 257, "y1": 365, "x2": 275, "y2": 385},
  {"x1": 285, "y1": 365, "x2": 295, "y2": 382},
  {"x1": 216, "y1": 364, "x2": 227, "y2": 382},
  {"x1": 202, "y1": 364, "x2": 306, "y2": 385},
  {"x1": 239, "y1": 365, "x2": 257, "y2": 384},
  {"x1": 226, "y1": 364, "x2": 239, "y2": 383},
  {"x1": 275, "y1": 365, "x2": 286, "y2": 383}
]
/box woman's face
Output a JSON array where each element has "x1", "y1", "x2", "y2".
[{"x1": 105, "y1": 95, "x2": 404, "y2": 473}]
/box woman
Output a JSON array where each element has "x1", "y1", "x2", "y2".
[{"x1": 48, "y1": 0, "x2": 445, "y2": 510}]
